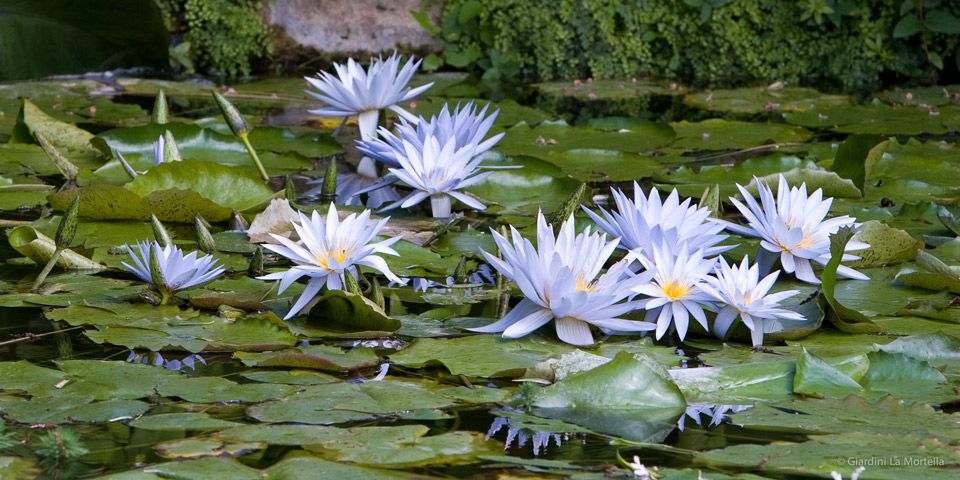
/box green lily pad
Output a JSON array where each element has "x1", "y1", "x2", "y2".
[
  {"x1": 7, "y1": 225, "x2": 105, "y2": 270},
  {"x1": 234, "y1": 344, "x2": 380, "y2": 372},
  {"x1": 496, "y1": 121, "x2": 676, "y2": 158},
  {"x1": 47, "y1": 183, "x2": 234, "y2": 222},
  {"x1": 683, "y1": 86, "x2": 853, "y2": 114},
  {"x1": 532, "y1": 352, "x2": 686, "y2": 441},
  {"x1": 301, "y1": 425, "x2": 498, "y2": 467},
  {"x1": 669, "y1": 119, "x2": 812, "y2": 150},
  {"x1": 466, "y1": 155, "x2": 581, "y2": 214},
  {"x1": 793, "y1": 349, "x2": 865, "y2": 398},
  {"x1": 850, "y1": 221, "x2": 922, "y2": 268},
  {"x1": 10, "y1": 99, "x2": 99, "y2": 155},
  {"x1": 390, "y1": 334, "x2": 576, "y2": 378},
  {"x1": 784, "y1": 104, "x2": 955, "y2": 135},
  {"x1": 129, "y1": 412, "x2": 242, "y2": 432},
  {"x1": 247, "y1": 381, "x2": 454, "y2": 425},
  {"x1": 126, "y1": 160, "x2": 274, "y2": 212},
  {"x1": 157, "y1": 376, "x2": 296, "y2": 403}
]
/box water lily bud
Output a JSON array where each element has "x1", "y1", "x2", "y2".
[
  {"x1": 370, "y1": 279, "x2": 385, "y2": 310},
  {"x1": 152, "y1": 89, "x2": 169, "y2": 124},
  {"x1": 453, "y1": 256, "x2": 468, "y2": 284},
  {"x1": 284, "y1": 176, "x2": 297, "y2": 203},
  {"x1": 248, "y1": 246, "x2": 264, "y2": 277},
  {"x1": 195, "y1": 215, "x2": 216, "y2": 254},
  {"x1": 345, "y1": 272, "x2": 362, "y2": 295},
  {"x1": 55, "y1": 195, "x2": 81, "y2": 248},
  {"x1": 212, "y1": 90, "x2": 249, "y2": 136},
  {"x1": 320, "y1": 160, "x2": 337, "y2": 201},
  {"x1": 163, "y1": 130, "x2": 183, "y2": 162},
  {"x1": 34, "y1": 131, "x2": 79, "y2": 181},
  {"x1": 150, "y1": 214, "x2": 173, "y2": 247},
  {"x1": 549, "y1": 182, "x2": 589, "y2": 231},
  {"x1": 116, "y1": 151, "x2": 138, "y2": 179},
  {"x1": 230, "y1": 210, "x2": 248, "y2": 232}
]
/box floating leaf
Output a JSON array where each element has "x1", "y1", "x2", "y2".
[
  {"x1": 6, "y1": 226, "x2": 105, "y2": 271},
  {"x1": 532, "y1": 352, "x2": 686, "y2": 441},
  {"x1": 125, "y1": 160, "x2": 275, "y2": 212},
  {"x1": 850, "y1": 221, "x2": 922, "y2": 268}
]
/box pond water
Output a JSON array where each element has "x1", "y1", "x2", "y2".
[{"x1": 0, "y1": 73, "x2": 959, "y2": 479}]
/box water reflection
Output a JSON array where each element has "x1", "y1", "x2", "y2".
[
  {"x1": 486, "y1": 408, "x2": 571, "y2": 456},
  {"x1": 486, "y1": 403, "x2": 752, "y2": 456},
  {"x1": 125, "y1": 350, "x2": 206, "y2": 371},
  {"x1": 678, "y1": 404, "x2": 752, "y2": 431}
]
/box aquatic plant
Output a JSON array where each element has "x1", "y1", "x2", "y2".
[
  {"x1": 724, "y1": 174, "x2": 868, "y2": 284},
  {"x1": 632, "y1": 244, "x2": 716, "y2": 342},
  {"x1": 257, "y1": 203, "x2": 403, "y2": 320},
  {"x1": 701, "y1": 256, "x2": 803, "y2": 347},
  {"x1": 306, "y1": 53, "x2": 433, "y2": 142},
  {"x1": 584, "y1": 184, "x2": 730, "y2": 258},
  {"x1": 470, "y1": 212, "x2": 653, "y2": 346},
  {"x1": 122, "y1": 241, "x2": 225, "y2": 304},
  {"x1": 357, "y1": 101, "x2": 504, "y2": 167},
  {"x1": 378, "y1": 134, "x2": 492, "y2": 219}
]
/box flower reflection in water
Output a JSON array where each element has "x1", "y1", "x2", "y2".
[
  {"x1": 677, "y1": 404, "x2": 752, "y2": 431},
  {"x1": 486, "y1": 409, "x2": 573, "y2": 456}
]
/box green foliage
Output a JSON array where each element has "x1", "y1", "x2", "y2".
[
  {"x1": 155, "y1": 0, "x2": 272, "y2": 77},
  {"x1": 425, "y1": 0, "x2": 960, "y2": 91}
]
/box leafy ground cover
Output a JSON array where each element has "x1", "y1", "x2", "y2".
[{"x1": 0, "y1": 75, "x2": 958, "y2": 479}]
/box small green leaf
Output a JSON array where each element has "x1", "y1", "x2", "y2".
[{"x1": 893, "y1": 13, "x2": 922, "y2": 38}]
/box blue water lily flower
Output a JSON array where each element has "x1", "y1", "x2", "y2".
[
  {"x1": 380, "y1": 134, "x2": 493, "y2": 218},
  {"x1": 257, "y1": 203, "x2": 403, "y2": 320},
  {"x1": 700, "y1": 255, "x2": 804, "y2": 347},
  {"x1": 584, "y1": 184, "x2": 731, "y2": 258},
  {"x1": 122, "y1": 241, "x2": 225, "y2": 302},
  {"x1": 631, "y1": 243, "x2": 716, "y2": 342},
  {"x1": 724, "y1": 174, "x2": 868, "y2": 284},
  {"x1": 357, "y1": 101, "x2": 505, "y2": 167},
  {"x1": 470, "y1": 212, "x2": 654, "y2": 346},
  {"x1": 305, "y1": 53, "x2": 433, "y2": 142}
]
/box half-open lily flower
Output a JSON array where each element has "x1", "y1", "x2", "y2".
[
  {"x1": 380, "y1": 135, "x2": 490, "y2": 218},
  {"x1": 257, "y1": 203, "x2": 403, "y2": 320},
  {"x1": 357, "y1": 101, "x2": 504, "y2": 167},
  {"x1": 305, "y1": 53, "x2": 432, "y2": 142},
  {"x1": 469, "y1": 212, "x2": 654, "y2": 346},
  {"x1": 122, "y1": 241, "x2": 224, "y2": 302},
  {"x1": 632, "y1": 244, "x2": 716, "y2": 341},
  {"x1": 700, "y1": 255, "x2": 804, "y2": 347},
  {"x1": 725, "y1": 175, "x2": 868, "y2": 284},
  {"x1": 584, "y1": 183, "x2": 730, "y2": 258}
]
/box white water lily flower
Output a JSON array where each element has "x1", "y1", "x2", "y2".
[
  {"x1": 257, "y1": 203, "x2": 403, "y2": 320},
  {"x1": 584, "y1": 183, "x2": 730, "y2": 258},
  {"x1": 700, "y1": 256, "x2": 804, "y2": 347},
  {"x1": 381, "y1": 134, "x2": 491, "y2": 218},
  {"x1": 305, "y1": 53, "x2": 433, "y2": 142},
  {"x1": 122, "y1": 241, "x2": 224, "y2": 300},
  {"x1": 469, "y1": 212, "x2": 654, "y2": 346},
  {"x1": 725, "y1": 175, "x2": 868, "y2": 284},
  {"x1": 632, "y1": 244, "x2": 716, "y2": 342},
  {"x1": 831, "y1": 467, "x2": 865, "y2": 480},
  {"x1": 357, "y1": 101, "x2": 505, "y2": 167}
]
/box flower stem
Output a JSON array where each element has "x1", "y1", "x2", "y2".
[
  {"x1": 31, "y1": 247, "x2": 63, "y2": 292},
  {"x1": 430, "y1": 194, "x2": 452, "y2": 219},
  {"x1": 238, "y1": 131, "x2": 270, "y2": 182}
]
